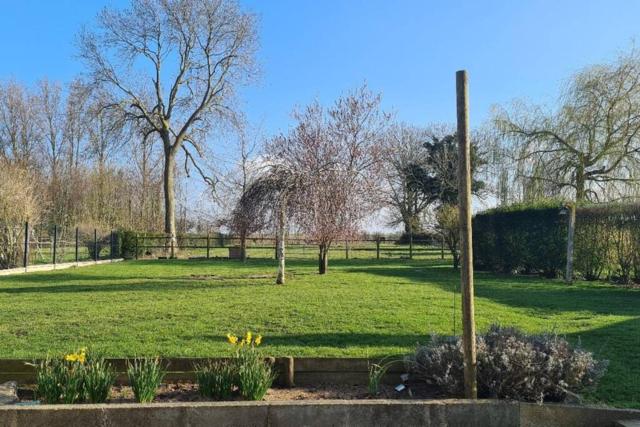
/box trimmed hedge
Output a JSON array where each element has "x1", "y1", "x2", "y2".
[
  {"x1": 473, "y1": 201, "x2": 640, "y2": 283},
  {"x1": 473, "y1": 201, "x2": 567, "y2": 277}
]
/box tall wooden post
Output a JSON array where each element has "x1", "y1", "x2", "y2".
[
  {"x1": 376, "y1": 238, "x2": 380, "y2": 260},
  {"x1": 456, "y1": 69, "x2": 477, "y2": 399},
  {"x1": 565, "y1": 204, "x2": 576, "y2": 284}
]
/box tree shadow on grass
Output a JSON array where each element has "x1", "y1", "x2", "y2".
[
  {"x1": 0, "y1": 279, "x2": 275, "y2": 294},
  {"x1": 344, "y1": 264, "x2": 640, "y2": 317},
  {"x1": 564, "y1": 316, "x2": 640, "y2": 407}
]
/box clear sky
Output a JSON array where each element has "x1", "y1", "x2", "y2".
[{"x1": 2, "y1": 0, "x2": 640, "y2": 135}]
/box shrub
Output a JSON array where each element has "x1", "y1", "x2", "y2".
[
  {"x1": 0, "y1": 163, "x2": 40, "y2": 269},
  {"x1": 195, "y1": 360, "x2": 236, "y2": 400},
  {"x1": 127, "y1": 357, "x2": 165, "y2": 403},
  {"x1": 116, "y1": 230, "x2": 139, "y2": 259},
  {"x1": 408, "y1": 325, "x2": 607, "y2": 403},
  {"x1": 83, "y1": 355, "x2": 117, "y2": 403}
]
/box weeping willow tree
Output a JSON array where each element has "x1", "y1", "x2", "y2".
[
  {"x1": 230, "y1": 164, "x2": 298, "y2": 283},
  {"x1": 494, "y1": 50, "x2": 640, "y2": 203}
]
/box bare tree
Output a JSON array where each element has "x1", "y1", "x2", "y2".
[
  {"x1": 494, "y1": 50, "x2": 640, "y2": 203},
  {"x1": 381, "y1": 124, "x2": 433, "y2": 233},
  {"x1": 79, "y1": 0, "x2": 258, "y2": 256},
  {"x1": 0, "y1": 81, "x2": 41, "y2": 167}
]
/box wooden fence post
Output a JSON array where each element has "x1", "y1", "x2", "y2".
[
  {"x1": 409, "y1": 226, "x2": 413, "y2": 260},
  {"x1": 75, "y1": 227, "x2": 79, "y2": 264},
  {"x1": 376, "y1": 238, "x2": 380, "y2": 260},
  {"x1": 456, "y1": 69, "x2": 477, "y2": 399},
  {"x1": 110, "y1": 231, "x2": 114, "y2": 262},
  {"x1": 135, "y1": 233, "x2": 139, "y2": 260},
  {"x1": 94, "y1": 229, "x2": 98, "y2": 262},
  {"x1": 206, "y1": 232, "x2": 211, "y2": 259},
  {"x1": 52, "y1": 225, "x2": 57, "y2": 266},
  {"x1": 23, "y1": 221, "x2": 29, "y2": 271}
]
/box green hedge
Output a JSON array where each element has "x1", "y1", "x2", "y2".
[
  {"x1": 473, "y1": 201, "x2": 640, "y2": 283},
  {"x1": 473, "y1": 201, "x2": 567, "y2": 277}
]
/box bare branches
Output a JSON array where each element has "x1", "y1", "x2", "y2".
[
  {"x1": 79, "y1": 0, "x2": 258, "y2": 246},
  {"x1": 494, "y1": 50, "x2": 640, "y2": 202}
]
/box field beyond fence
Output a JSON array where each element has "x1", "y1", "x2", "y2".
[{"x1": 134, "y1": 233, "x2": 443, "y2": 261}]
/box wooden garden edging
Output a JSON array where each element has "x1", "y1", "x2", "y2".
[{"x1": 0, "y1": 357, "x2": 406, "y2": 387}]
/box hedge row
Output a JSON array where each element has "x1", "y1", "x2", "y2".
[{"x1": 473, "y1": 201, "x2": 640, "y2": 283}]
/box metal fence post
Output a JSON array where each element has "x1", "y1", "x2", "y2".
[
  {"x1": 23, "y1": 221, "x2": 29, "y2": 271},
  {"x1": 75, "y1": 227, "x2": 79, "y2": 264},
  {"x1": 94, "y1": 229, "x2": 98, "y2": 262},
  {"x1": 52, "y1": 225, "x2": 58, "y2": 266}
]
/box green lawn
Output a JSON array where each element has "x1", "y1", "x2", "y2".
[{"x1": 0, "y1": 254, "x2": 638, "y2": 408}]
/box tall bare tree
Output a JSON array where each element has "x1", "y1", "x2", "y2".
[
  {"x1": 79, "y1": 0, "x2": 258, "y2": 255},
  {"x1": 0, "y1": 81, "x2": 40, "y2": 167},
  {"x1": 494, "y1": 50, "x2": 640, "y2": 203}
]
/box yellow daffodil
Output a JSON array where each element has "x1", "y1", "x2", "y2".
[
  {"x1": 255, "y1": 335, "x2": 262, "y2": 346},
  {"x1": 245, "y1": 331, "x2": 252, "y2": 345},
  {"x1": 65, "y1": 348, "x2": 87, "y2": 364},
  {"x1": 227, "y1": 333, "x2": 238, "y2": 345}
]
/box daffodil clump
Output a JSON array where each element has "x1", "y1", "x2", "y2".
[
  {"x1": 194, "y1": 331, "x2": 275, "y2": 401},
  {"x1": 227, "y1": 331, "x2": 262, "y2": 347},
  {"x1": 34, "y1": 348, "x2": 116, "y2": 404},
  {"x1": 64, "y1": 348, "x2": 87, "y2": 364}
]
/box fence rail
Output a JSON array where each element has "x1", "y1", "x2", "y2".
[{"x1": 134, "y1": 233, "x2": 445, "y2": 261}]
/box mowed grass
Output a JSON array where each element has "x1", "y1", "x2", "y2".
[{"x1": 0, "y1": 253, "x2": 638, "y2": 408}]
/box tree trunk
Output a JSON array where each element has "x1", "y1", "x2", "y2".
[
  {"x1": 575, "y1": 162, "x2": 586, "y2": 202},
  {"x1": 318, "y1": 244, "x2": 329, "y2": 274},
  {"x1": 163, "y1": 147, "x2": 177, "y2": 258},
  {"x1": 276, "y1": 203, "x2": 286, "y2": 284}
]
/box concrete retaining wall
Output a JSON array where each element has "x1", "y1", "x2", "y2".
[
  {"x1": 0, "y1": 400, "x2": 517, "y2": 427},
  {"x1": 1, "y1": 400, "x2": 639, "y2": 427}
]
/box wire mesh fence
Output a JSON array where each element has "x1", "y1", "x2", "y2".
[{"x1": 0, "y1": 222, "x2": 119, "y2": 270}]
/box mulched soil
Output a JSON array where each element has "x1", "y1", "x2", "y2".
[{"x1": 17, "y1": 381, "x2": 445, "y2": 404}]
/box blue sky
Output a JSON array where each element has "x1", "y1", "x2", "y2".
[{"x1": 2, "y1": 0, "x2": 640, "y2": 136}]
